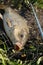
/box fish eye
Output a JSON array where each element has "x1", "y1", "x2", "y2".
[{"x1": 20, "y1": 34, "x2": 24, "y2": 38}]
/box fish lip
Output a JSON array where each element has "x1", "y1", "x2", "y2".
[{"x1": 14, "y1": 42, "x2": 23, "y2": 51}]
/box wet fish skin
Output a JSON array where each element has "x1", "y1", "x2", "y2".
[{"x1": 3, "y1": 7, "x2": 29, "y2": 51}]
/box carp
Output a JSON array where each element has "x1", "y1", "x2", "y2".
[{"x1": 0, "y1": 6, "x2": 29, "y2": 51}]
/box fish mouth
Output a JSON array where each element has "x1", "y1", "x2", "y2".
[{"x1": 14, "y1": 42, "x2": 23, "y2": 51}]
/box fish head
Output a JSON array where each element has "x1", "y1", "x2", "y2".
[{"x1": 13, "y1": 25, "x2": 29, "y2": 51}]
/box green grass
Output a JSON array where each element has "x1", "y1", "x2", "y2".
[{"x1": 0, "y1": 39, "x2": 43, "y2": 65}]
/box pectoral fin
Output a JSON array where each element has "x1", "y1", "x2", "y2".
[{"x1": 6, "y1": 17, "x2": 12, "y2": 27}]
